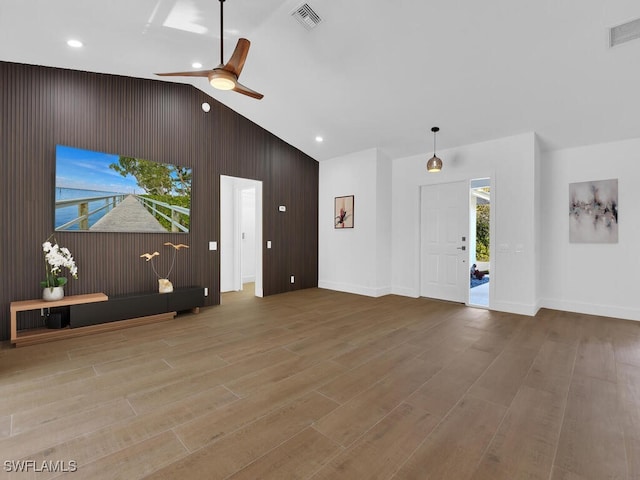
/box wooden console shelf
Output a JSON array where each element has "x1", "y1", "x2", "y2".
[
  {"x1": 10, "y1": 293, "x2": 108, "y2": 345},
  {"x1": 10, "y1": 287, "x2": 204, "y2": 347}
]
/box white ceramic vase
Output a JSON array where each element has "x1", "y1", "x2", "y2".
[
  {"x1": 43, "y1": 286, "x2": 64, "y2": 302},
  {"x1": 158, "y1": 278, "x2": 173, "y2": 294}
]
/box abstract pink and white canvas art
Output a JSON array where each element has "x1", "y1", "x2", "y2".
[{"x1": 569, "y1": 179, "x2": 618, "y2": 243}]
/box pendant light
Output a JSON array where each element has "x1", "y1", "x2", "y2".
[{"x1": 427, "y1": 126, "x2": 443, "y2": 173}]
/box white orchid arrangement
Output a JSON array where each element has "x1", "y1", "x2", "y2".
[
  {"x1": 41, "y1": 236, "x2": 78, "y2": 290},
  {"x1": 140, "y1": 242, "x2": 189, "y2": 279}
]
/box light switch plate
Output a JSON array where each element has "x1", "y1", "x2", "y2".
[
  {"x1": 209, "y1": 241, "x2": 217, "y2": 251},
  {"x1": 267, "y1": 241, "x2": 272, "y2": 249}
]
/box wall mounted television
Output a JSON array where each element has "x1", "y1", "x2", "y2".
[{"x1": 54, "y1": 145, "x2": 191, "y2": 233}]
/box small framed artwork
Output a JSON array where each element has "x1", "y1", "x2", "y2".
[
  {"x1": 335, "y1": 195, "x2": 354, "y2": 229},
  {"x1": 569, "y1": 178, "x2": 618, "y2": 243}
]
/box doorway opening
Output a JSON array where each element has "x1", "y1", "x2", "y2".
[
  {"x1": 469, "y1": 178, "x2": 491, "y2": 307},
  {"x1": 220, "y1": 175, "x2": 263, "y2": 302}
]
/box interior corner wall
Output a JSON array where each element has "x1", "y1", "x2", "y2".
[
  {"x1": 540, "y1": 137, "x2": 640, "y2": 321},
  {"x1": 0, "y1": 61, "x2": 318, "y2": 341},
  {"x1": 534, "y1": 134, "x2": 543, "y2": 311},
  {"x1": 391, "y1": 132, "x2": 539, "y2": 315},
  {"x1": 318, "y1": 148, "x2": 391, "y2": 297},
  {"x1": 375, "y1": 149, "x2": 392, "y2": 294}
]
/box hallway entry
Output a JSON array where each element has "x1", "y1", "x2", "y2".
[{"x1": 220, "y1": 175, "x2": 263, "y2": 300}]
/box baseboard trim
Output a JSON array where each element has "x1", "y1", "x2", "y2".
[
  {"x1": 490, "y1": 300, "x2": 539, "y2": 317},
  {"x1": 316, "y1": 285, "x2": 639, "y2": 321},
  {"x1": 391, "y1": 286, "x2": 420, "y2": 298},
  {"x1": 388, "y1": 285, "x2": 539, "y2": 316},
  {"x1": 318, "y1": 280, "x2": 391, "y2": 298},
  {"x1": 540, "y1": 298, "x2": 640, "y2": 322}
]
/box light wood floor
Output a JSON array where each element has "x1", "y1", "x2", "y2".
[{"x1": 1, "y1": 288, "x2": 639, "y2": 479}]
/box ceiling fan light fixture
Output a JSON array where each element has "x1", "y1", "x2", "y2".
[
  {"x1": 209, "y1": 70, "x2": 236, "y2": 90},
  {"x1": 427, "y1": 126, "x2": 443, "y2": 173},
  {"x1": 154, "y1": 0, "x2": 263, "y2": 99}
]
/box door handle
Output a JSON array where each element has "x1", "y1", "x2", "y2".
[{"x1": 456, "y1": 246, "x2": 466, "y2": 250}]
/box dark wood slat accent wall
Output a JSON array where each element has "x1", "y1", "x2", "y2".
[{"x1": 0, "y1": 61, "x2": 319, "y2": 341}]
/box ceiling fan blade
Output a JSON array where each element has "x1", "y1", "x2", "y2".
[
  {"x1": 233, "y1": 81, "x2": 264, "y2": 100},
  {"x1": 222, "y1": 38, "x2": 250, "y2": 77},
  {"x1": 155, "y1": 70, "x2": 211, "y2": 77}
]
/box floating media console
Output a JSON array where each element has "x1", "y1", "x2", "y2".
[
  {"x1": 10, "y1": 287, "x2": 204, "y2": 347},
  {"x1": 69, "y1": 287, "x2": 204, "y2": 328}
]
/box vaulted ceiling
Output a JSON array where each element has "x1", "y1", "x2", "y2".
[{"x1": 1, "y1": 0, "x2": 639, "y2": 161}]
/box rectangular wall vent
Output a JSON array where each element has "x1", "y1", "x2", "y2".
[
  {"x1": 610, "y1": 17, "x2": 640, "y2": 47},
  {"x1": 291, "y1": 3, "x2": 322, "y2": 30}
]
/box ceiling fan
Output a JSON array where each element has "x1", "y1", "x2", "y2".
[{"x1": 156, "y1": 0, "x2": 263, "y2": 100}]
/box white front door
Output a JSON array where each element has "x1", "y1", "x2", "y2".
[{"x1": 420, "y1": 181, "x2": 469, "y2": 302}]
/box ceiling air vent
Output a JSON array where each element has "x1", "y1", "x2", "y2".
[
  {"x1": 610, "y1": 17, "x2": 640, "y2": 47},
  {"x1": 291, "y1": 3, "x2": 322, "y2": 30}
]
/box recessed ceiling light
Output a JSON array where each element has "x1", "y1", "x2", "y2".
[
  {"x1": 315, "y1": 136, "x2": 324, "y2": 143},
  {"x1": 67, "y1": 39, "x2": 83, "y2": 48},
  {"x1": 192, "y1": 62, "x2": 203, "y2": 69}
]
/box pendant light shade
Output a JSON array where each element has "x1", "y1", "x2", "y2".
[{"x1": 427, "y1": 127, "x2": 443, "y2": 173}]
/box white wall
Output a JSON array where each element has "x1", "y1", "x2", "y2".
[
  {"x1": 391, "y1": 132, "x2": 539, "y2": 315},
  {"x1": 318, "y1": 148, "x2": 391, "y2": 296},
  {"x1": 376, "y1": 150, "x2": 392, "y2": 293},
  {"x1": 540, "y1": 137, "x2": 640, "y2": 321},
  {"x1": 534, "y1": 135, "x2": 543, "y2": 311}
]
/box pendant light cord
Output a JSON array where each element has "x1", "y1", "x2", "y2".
[
  {"x1": 431, "y1": 126, "x2": 439, "y2": 156},
  {"x1": 433, "y1": 130, "x2": 436, "y2": 155}
]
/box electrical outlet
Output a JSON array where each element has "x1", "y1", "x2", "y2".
[
  {"x1": 204, "y1": 287, "x2": 208, "y2": 296},
  {"x1": 290, "y1": 275, "x2": 295, "y2": 283},
  {"x1": 267, "y1": 241, "x2": 272, "y2": 249},
  {"x1": 209, "y1": 241, "x2": 217, "y2": 251}
]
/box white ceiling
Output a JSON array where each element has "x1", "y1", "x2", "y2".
[{"x1": 1, "y1": 0, "x2": 639, "y2": 161}]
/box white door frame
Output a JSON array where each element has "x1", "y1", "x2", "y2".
[{"x1": 220, "y1": 175, "x2": 263, "y2": 298}]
